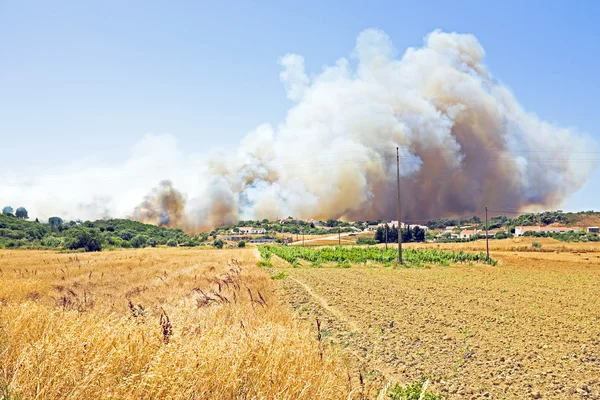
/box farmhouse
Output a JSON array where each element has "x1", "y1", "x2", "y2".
[
  {"x1": 514, "y1": 226, "x2": 542, "y2": 236},
  {"x1": 248, "y1": 238, "x2": 276, "y2": 244},
  {"x1": 541, "y1": 226, "x2": 580, "y2": 234},
  {"x1": 407, "y1": 224, "x2": 429, "y2": 232},
  {"x1": 224, "y1": 235, "x2": 250, "y2": 242},
  {"x1": 459, "y1": 229, "x2": 478, "y2": 239},
  {"x1": 238, "y1": 227, "x2": 266, "y2": 234},
  {"x1": 515, "y1": 226, "x2": 580, "y2": 236}
]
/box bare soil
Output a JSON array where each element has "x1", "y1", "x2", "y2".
[{"x1": 270, "y1": 239, "x2": 600, "y2": 399}]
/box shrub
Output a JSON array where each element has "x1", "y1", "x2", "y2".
[
  {"x1": 166, "y1": 239, "x2": 177, "y2": 247},
  {"x1": 270, "y1": 272, "x2": 286, "y2": 280},
  {"x1": 130, "y1": 235, "x2": 147, "y2": 248},
  {"x1": 356, "y1": 237, "x2": 378, "y2": 245},
  {"x1": 63, "y1": 228, "x2": 104, "y2": 252},
  {"x1": 387, "y1": 378, "x2": 441, "y2": 399},
  {"x1": 494, "y1": 231, "x2": 509, "y2": 239},
  {"x1": 213, "y1": 239, "x2": 224, "y2": 249},
  {"x1": 238, "y1": 240, "x2": 246, "y2": 248},
  {"x1": 532, "y1": 241, "x2": 542, "y2": 249}
]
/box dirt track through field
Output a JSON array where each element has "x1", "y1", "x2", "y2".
[
  {"x1": 288, "y1": 276, "x2": 359, "y2": 332},
  {"x1": 271, "y1": 245, "x2": 600, "y2": 399}
]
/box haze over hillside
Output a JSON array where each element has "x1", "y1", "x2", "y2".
[{"x1": 2, "y1": 30, "x2": 597, "y2": 231}]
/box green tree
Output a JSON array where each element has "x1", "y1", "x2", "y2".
[
  {"x1": 130, "y1": 235, "x2": 148, "y2": 248},
  {"x1": 166, "y1": 239, "x2": 177, "y2": 247},
  {"x1": 15, "y1": 207, "x2": 28, "y2": 219},
  {"x1": 412, "y1": 226, "x2": 425, "y2": 242},
  {"x1": 238, "y1": 240, "x2": 246, "y2": 248},
  {"x1": 2, "y1": 206, "x2": 14, "y2": 217},
  {"x1": 63, "y1": 228, "x2": 104, "y2": 252},
  {"x1": 48, "y1": 217, "x2": 64, "y2": 231},
  {"x1": 494, "y1": 231, "x2": 508, "y2": 239},
  {"x1": 213, "y1": 239, "x2": 224, "y2": 249}
]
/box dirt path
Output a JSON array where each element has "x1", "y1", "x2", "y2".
[
  {"x1": 290, "y1": 232, "x2": 355, "y2": 246},
  {"x1": 288, "y1": 276, "x2": 359, "y2": 332}
]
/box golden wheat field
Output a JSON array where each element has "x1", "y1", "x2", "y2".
[{"x1": 0, "y1": 248, "x2": 357, "y2": 399}]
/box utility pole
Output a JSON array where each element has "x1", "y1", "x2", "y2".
[
  {"x1": 302, "y1": 229, "x2": 305, "y2": 247},
  {"x1": 396, "y1": 147, "x2": 403, "y2": 264},
  {"x1": 485, "y1": 206, "x2": 490, "y2": 263},
  {"x1": 338, "y1": 226, "x2": 341, "y2": 245}
]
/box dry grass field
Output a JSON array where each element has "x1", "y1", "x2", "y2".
[
  {"x1": 269, "y1": 238, "x2": 600, "y2": 399},
  {"x1": 0, "y1": 248, "x2": 355, "y2": 399}
]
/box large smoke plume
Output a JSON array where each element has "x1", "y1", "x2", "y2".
[{"x1": 2, "y1": 29, "x2": 596, "y2": 230}]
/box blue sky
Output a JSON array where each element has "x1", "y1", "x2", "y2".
[{"x1": 1, "y1": 0, "x2": 599, "y2": 212}]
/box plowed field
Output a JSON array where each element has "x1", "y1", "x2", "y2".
[{"x1": 271, "y1": 238, "x2": 600, "y2": 399}]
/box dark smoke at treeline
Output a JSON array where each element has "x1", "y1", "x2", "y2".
[{"x1": 131, "y1": 29, "x2": 595, "y2": 232}]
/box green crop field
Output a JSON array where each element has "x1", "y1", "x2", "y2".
[{"x1": 259, "y1": 245, "x2": 495, "y2": 266}]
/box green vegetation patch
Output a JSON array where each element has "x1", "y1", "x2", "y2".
[{"x1": 259, "y1": 245, "x2": 495, "y2": 266}]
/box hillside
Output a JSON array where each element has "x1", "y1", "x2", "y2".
[{"x1": 0, "y1": 215, "x2": 204, "y2": 251}]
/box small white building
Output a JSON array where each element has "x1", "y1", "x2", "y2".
[
  {"x1": 587, "y1": 227, "x2": 599, "y2": 233},
  {"x1": 238, "y1": 227, "x2": 266, "y2": 235},
  {"x1": 515, "y1": 226, "x2": 541, "y2": 236},
  {"x1": 459, "y1": 229, "x2": 478, "y2": 239},
  {"x1": 540, "y1": 226, "x2": 579, "y2": 234},
  {"x1": 515, "y1": 226, "x2": 580, "y2": 236}
]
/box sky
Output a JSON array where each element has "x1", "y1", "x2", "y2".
[{"x1": 1, "y1": 0, "x2": 599, "y2": 218}]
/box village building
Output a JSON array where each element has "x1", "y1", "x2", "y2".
[
  {"x1": 238, "y1": 227, "x2": 267, "y2": 235},
  {"x1": 515, "y1": 226, "x2": 580, "y2": 236},
  {"x1": 587, "y1": 226, "x2": 599, "y2": 233},
  {"x1": 224, "y1": 235, "x2": 250, "y2": 242},
  {"x1": 248, "y1": 238, "x2": 276, "y2": 244},
  {"x1": 459, "y1": 229, "x2": 478, "y2": 239}
]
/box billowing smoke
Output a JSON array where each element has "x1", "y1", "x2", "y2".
[
  {"x1": 1, "y1": 29, "x2": 596, "y2": 230},
  {"x1": 145, "y1": 28, "x2": 594, "y2": 228},
  {"x1": 131, "y1": 180, "x2": 186, "y2": 228}
]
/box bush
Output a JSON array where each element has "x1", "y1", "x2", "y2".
[
  {"x1": 213, "y1": 239, "x2": 224, "y2": 249},
  {"x1": 494, "y1": 231, "x2": 509, "y2": 239},
  {"x1": 130, "y1": 235, "x2": 147, "y2": 248},
  {"x1": 238, "y1": 240, "x2": 246, "y2": 248},
  {"x1": 356, "y1": 237, "x2": 378, "y2": 245},
  {"x1": 166, "y1": 239, "x2": 177, "y2": 247},
  {"x1": 63, "y1": 228, "x2": 104, "y2": 252},
  {"x1": 532, "y1": 241, "x2": 542, "y2": 249}
]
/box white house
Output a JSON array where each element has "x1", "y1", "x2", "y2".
[
  {"x1": 515, "y1": 226, "x2": 580, "y2": 236},
  {"x1": 515, "y1": 226, "x2": 541, "y2": 236},
  {"x1": 407, "y1": 224, "x2": 429, "y2": 232},
  {"x1": 238, "y1": 227, "x2": 266, "y2": 234},
  {"x1": 540, "y1": 226, "x2": 579, "y2": 234},
  {"x1": 588, "y1": 227, "x2": 599, "y2": 233},
  {"x1": 459, "y1": 229, "x2": 478, "y2": 239}
]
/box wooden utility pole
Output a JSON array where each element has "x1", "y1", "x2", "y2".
[
  {"x1": 485, "y1": 206, "x2": 490, "y2": 263},
  {"x1": 338, "y1": 226, "x2": 341, "y2": 245},
  {"x1": 302, "y1": 229, "x2": 305, "y2": 247},
  {"x1": 396, "y1": 147, "x2": 403, "y2": 264}
]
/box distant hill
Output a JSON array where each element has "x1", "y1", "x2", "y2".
[{"x1": 0, "y1": 215, "x2": 207, "y2": 251}]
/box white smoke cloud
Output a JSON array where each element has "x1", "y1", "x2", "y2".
[{"x1": 1, "y1": 29, "x2": 596, "y2": 229}]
